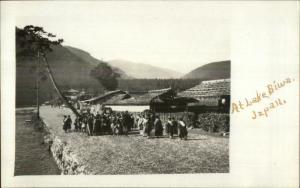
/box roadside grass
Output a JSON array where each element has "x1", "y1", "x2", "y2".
[{"x1": 40, "y1": 106, "x2": 229, "y2": 174}]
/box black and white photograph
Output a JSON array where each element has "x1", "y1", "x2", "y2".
[{"x1": 14, "y1": 2, "x2": 230, "y2": 175}]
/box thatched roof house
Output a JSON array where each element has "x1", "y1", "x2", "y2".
[{"x1": 178, "y1": 79, "x2": 230, "y2": 113}]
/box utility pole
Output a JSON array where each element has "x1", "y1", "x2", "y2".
[{"x1": 36, "y1": 51, "x2": 40, "y2": 119}]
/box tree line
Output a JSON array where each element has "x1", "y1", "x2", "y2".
[{"x1": 118, "y1": 79, "x2": 202, "y2": 92}]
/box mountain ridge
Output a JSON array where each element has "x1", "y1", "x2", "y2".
[
  {"x1": 107, "y1": 59, "x2": 184, "y2": 79},
  {"x1": 182, "y1": 60, "x2": 230, "y2": 80},
  {"x1": 65, "y1": 46, "x2": 132, "y2": 79}
]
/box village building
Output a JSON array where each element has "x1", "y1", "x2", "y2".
[
  {"x1": 81, "y1": 90, "x2": 128, "y2": 105},
  {"x1": 62, "y1": 88, "x2": 92, "y2": 101},
  {"x1": 78, "y1": 90, "x2": 128, "y2": 113},
  {"x1": 178, "y1": 79, "x2": 230, "y2": 113},
  {"x1": 76, "y1": 90, "x2": 93, "y2": 101},
  {"x1": 77, "y1": 79, "x2": 230, "y2": 115},
  {"x1": 63, "y1": 88, "x2": 80, "y2": 101},
  {"x1": 103, "y1": 88, "x2": 196, "y2": 113},
  {"x1": 103, "y1": 88, "x2": 174, "y2": 113}
]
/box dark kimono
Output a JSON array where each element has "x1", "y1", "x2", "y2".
[
  {"x1": 122, "y1": 113, "x2": 131, "y2": 135},
  {"x1": 165, "y1": 121, "x2": 171, "y2": 135},
  {"x1": 74, "y1": 118, "x2": 80, "y2": 131},
  {"x1": 64, "y1": 117, "x2": 72, "y2": 132},
  {"x1": 87, "y1": 116, "x2": 94, "y2": 135},
  {"x1": 154, "y1": 119, "x2": 163, "y2": 136},
  {"x1": 63, "y1": 118, "x2": 68, "y2": 132},
  {"x1": 171, "y1": 120, "x2": 178, "y2": 135},
  {"x1": 94, "y1": 118, "x2": 101, "y2": 134},
  {"x1": 144, "y1": 120, "x2": 152, "y2": 136}
]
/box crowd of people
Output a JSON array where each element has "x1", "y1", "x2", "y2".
[
  {"x1": 136, "y1": 114, "x2": 188, "y2": 140},
  {"x1": 62, "y1": 110, "x2": 188, "y2": 140}
]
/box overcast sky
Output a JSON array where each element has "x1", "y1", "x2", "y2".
[{"x1": 14, "y1": 1, "x2": 230, "y2": 73}]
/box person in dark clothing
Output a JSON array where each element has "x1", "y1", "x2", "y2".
[
  {"x1": 87, "y1": 114, "x2": 94, "y2": 136},
  {"x1": 165, "y1": 117, "x2": 172, "y2": 136},
  {"x1": 74, "y1": 116, "x2": 80, "y2": 132},
  {"x1": 178, "y1": 117, "x2": 188, "y2": 140},
  {"x1": 81, "y1": 114, "x2": 87, "y2": 133},
  {"x1": 149, "y1": 114, "x2": 156, "y2": 137},
  {"x1": 129, "y1": 114, "x2": 134, "y2": 131},
  {"x1": 118, "y1": 116, "x2": 124, "y2": 135},
  {"x1": 78, "y1": 115, "x2": 83, "y2": 131},
  {"x1": 122, "y1": 112, "x2": 131, "y2": 135},
  {"x1": 170, "y1": 117, "x2": 177, "y2": 139},
  {"x1": 102, "y1": 116, "x2": 109, "y2": 133},
  {"x1": 104, "y1": 115, "x2": 111, "y2": 133},
  {"x1": 144, "y1": 116, "x2": 152, "y2": 138},
  {"x1": 65, "y1": 115, "x2": 72, "y2": 133},
  {"x1": 62, "y1": 115, "x2": 68, "y2": 133},
  {"x1": 94, "y1": 114, "x2": 101, "y2": 135},
  {"x1": 172, "y1": 117, "x2": 178, "y2": 135},
  {"x1": 154, "y1": 115, "x2": 163, "y2": 137}
]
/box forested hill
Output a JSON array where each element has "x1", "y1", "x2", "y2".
[
  {"x1": 183, "y1": 60, "x2": 230, "y2": 80},
  {"x1": 16, "y1": 45, "x2": 108, "y2": 106}
]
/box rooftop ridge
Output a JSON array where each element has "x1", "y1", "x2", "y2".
[
  {"x1": 148, "y1": 87, "x2": 172, "y2": 93},
  {"x1": 202, "y1": 78, "x2": 230, "y2": 84}
]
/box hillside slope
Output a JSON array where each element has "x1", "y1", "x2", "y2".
[
  {"x1": 183, "y1": 60, "x2": 230, "y2": 80},
  {"x1": 65, "y1": 46, "x2": 131, "y2": 79},
  {"x1": 16, "y1": 45, "x2": 107, "y2": 106},
  {"x1": 108, "y1": 59, "x2": 183, "y2": 79}
]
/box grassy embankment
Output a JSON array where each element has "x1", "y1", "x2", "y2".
[{"x1": 15, "y1": 108, "x2": 61, "y2": 175}]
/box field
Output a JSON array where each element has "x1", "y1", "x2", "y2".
[
  {"x1": 15, "y1": 108, "x2": 61, "y2": 175},
  {"x1": 40, "y1": 106, "x2": 229, "y2": 174}
]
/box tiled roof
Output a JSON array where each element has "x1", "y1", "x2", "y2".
[
  {"x1": 103, "y1": 93, "x2": 132, "y2": 105},
  {"x1": 66, "y1": 88, "x2": 80, "y2": 93},
  {"x1": 148, "y1": 88, "x2": 172, "y2": 94},
  {"x1": 105, "y1": 88, "x2": 174, "y2": 105},
  {"x1": 81, "y1": 90, "x2": 127, "y2": 103},
  {"x1": 178, "y1": 79, "x2": 230, "y2": 98}
]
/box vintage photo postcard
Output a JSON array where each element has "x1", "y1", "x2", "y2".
[{"x1": 1, "y1": 1, "x2": 299, "y2": 187}]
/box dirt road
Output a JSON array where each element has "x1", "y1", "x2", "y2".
[{"x1": 40, "y1": 105, "x2": 229, "y2": 174}]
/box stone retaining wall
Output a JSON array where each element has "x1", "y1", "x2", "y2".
[{"x1": 42, "y1": 119, "x2": 91, "y2": 175}]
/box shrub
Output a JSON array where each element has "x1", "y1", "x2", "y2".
[{"x1": 196, "y1": 113, "x2": 230, "y2": 133}]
